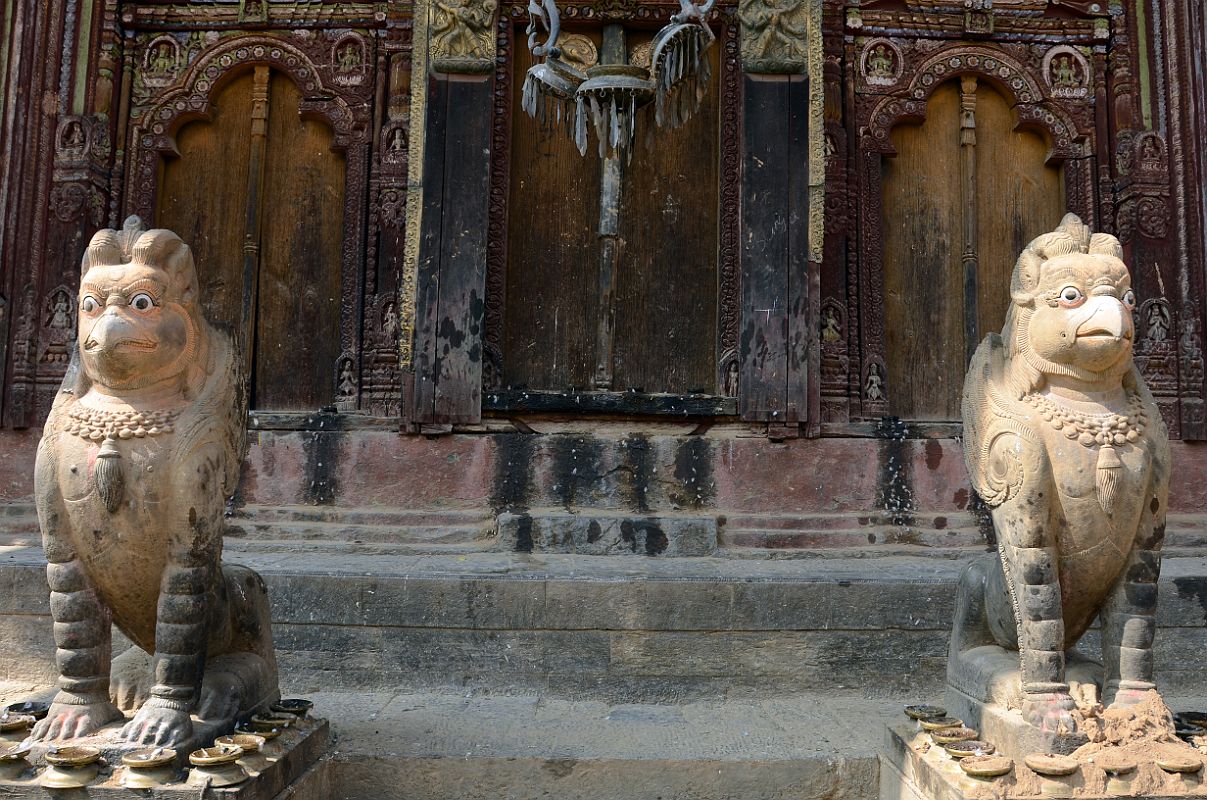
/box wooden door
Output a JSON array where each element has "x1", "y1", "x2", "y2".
[
  {"x1": 502, "y1": 27, "x2": 720, "y2": 396},
  {"x1": 882, "y1": 79, "x2": 1064, "y2": 420},
  {"x1": 157, "y1": 67, "x2": 346, "y2": 411}
]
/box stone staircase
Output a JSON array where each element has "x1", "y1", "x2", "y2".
[{"x1": 4, "y1": 530, "x2": 1207, "y2": 798}]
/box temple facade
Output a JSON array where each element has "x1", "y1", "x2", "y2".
[
  {"x1": 3, "y1": 1, "x2": 1205, "y2": 553},
  {"x1": 2, "y1": 2, "x2": 1207, "y2": 797}
]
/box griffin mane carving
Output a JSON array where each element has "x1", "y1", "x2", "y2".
[{"x1": 950, "y1": 214, "x2": 1170, "y2": 750}]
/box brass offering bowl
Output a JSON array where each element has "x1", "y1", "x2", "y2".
[
  {"x1": 121, "y1": 747, "x2": 178, "y2": 789},
  {"x1": 187, "y1": 743, "x2": 247, "y2": 788},
  {"x1": 931, "y1": 726, "x2": 978, "y2": 744},
  {"x1": 944, "y1": 740, "x2": 995, "y2": 760},
  {"x1": 216, "y1": 734, "x2": 266, "y2": 754},
  {"x1": 1095, "y1": 754, "x2": 1136, "y2": 776},
  {"x1": 904, "y1": 704, "x2": 946, "y2": 721},
  {"x1": 270, "y1": 698, "x2": 314, "y2": 718},
  {"x1": 217, "y1": 732, "x2": 269, "y2": 772},
  {"x1": 0, "y1": 741, "x2": 32, "y2": 781},
  {"x1": 919, "y1": 716, "x2": 963, "y2": 731},
  {"x1": 1024, "y1": 753, "x2": 1079, "y2": 777},
  {"x1": 0, "y1": 712, "x2": 33, "y2": 741},
  {"x1": 1179, "y1": 711, "x2": 1207, "y2": 728},
  {"x1": 41, "y1": 745, "x2": 102, "y2": 789},
  {"x1": 248, "y1": 712, "x2": 295, "y2": 732},
  {"x1": 236, "y1": 723, "x2": 281, "y2": 741},
  {"x1": 1156, "y1": 755, "x2": 1204, "y2": 774},
  {"x1": 960, "y1": 754, "x2": 1014, "y2": 779},
  {"x1": 3, "y1": 702, "x2": 48, "y2": 721}
]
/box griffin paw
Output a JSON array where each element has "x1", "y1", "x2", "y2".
[
  {"x1": 120, "y1": 704, "x2": 194, "y2": 747},
  {"x1": 31, "y1": 699, "x2": 122, "y2": 741},
  {"x1": 1022, "y1": 692, "x2": 1079, "y2": 735}
]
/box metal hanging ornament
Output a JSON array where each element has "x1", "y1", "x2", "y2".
[
  {"x1": 521, "y1": 0, "x2": 716, "y2": 158},
  {"x1": 521, "y1": 0, "x2": 587, "y2": 133}
]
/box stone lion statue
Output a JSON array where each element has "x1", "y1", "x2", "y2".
[
  {"x1": 32, "y1": 217, "x2": 277, "y2": 747},
  {"x1": 949, "y1": 214, "x2": 1169, "y2": 750}
]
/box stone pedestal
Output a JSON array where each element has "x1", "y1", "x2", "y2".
[
  {"x1": 947, "y1": 643, "x2": 1103, "y2": 760},
  {"x1": 0, "y1": 715, "x2": 328, "y2": 798},
  {"x1": 882, "y1": 723, "x2": 1207, "y2": 800}
]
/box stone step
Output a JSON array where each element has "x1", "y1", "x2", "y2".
[
  {"x1": 0, "y1": 681, "x2": 887, "y2": 800},
  {"x1": 4, "y1": 547, "x2": 1207, "y2": 703}
]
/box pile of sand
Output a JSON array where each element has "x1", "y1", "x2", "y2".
[{"x1": 966, "y1": 692, "x2": 1207, "y2": 798}]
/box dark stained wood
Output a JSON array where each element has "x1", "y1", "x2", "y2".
[
  {"x1": 159, "y1": 69, "x2": 346, "y2": 412},
  {"x1": 483, "y1": 388, "x2": 735, "y2": 416},
  {"x1": 502, "y1": 28, "x2": 603, "y2": 391},
  {"x1": 739, "y1": 75, "x2": 792, "y2": 421},
  {"x1": 256, "y1": 71, "x2": 346, "y2": 411},
  {"x1": 785, "y1": 74, "x2": 810, "y2": 423},
  {"x1": 412, "y1": 73, "x2": 450, "y2": 421},
  {"x1": 883, "y1": 80, "x2": 965, "y2": 421},
  {"x1": 432, "y1": 76, "x2": 492, "y2": 422},
  {"x1": 157, "y1": 69, "x2": 254, "y2": 338},
  {"x1": 612, "y1": 45, "x2": 721, "y2": 395},
  {"x1": 412, "y1": 74, "x2": 493, "y2": 424}
]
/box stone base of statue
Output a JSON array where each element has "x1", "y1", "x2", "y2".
[
  {"x1": 0, "y1": 712, "x2": 328, "y2": 798},
  {"x1": 882, "y1": 721, "x2": 1207, "y2": 800},
  {"x1": 946, "y1": 644, "x2": 1101, "y2": 761}
]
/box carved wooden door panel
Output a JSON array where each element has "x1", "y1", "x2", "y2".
[
  {"x1": 500, "y1": 29, "x2": 721, "y2": 398},
  {"x1": 156, "y1": 67, "x2": 345, "y2": 411},
  {"x1": 882, "y1": 78, "x2": 1063, "y2": 420}
]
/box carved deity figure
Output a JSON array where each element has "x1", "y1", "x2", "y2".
[
  {"x1": 867, "y1": 44, "x2": 894, "y2": 79},
  {"x1": 32, "y1": 217, "x2": 278, "y2": 747},
  {"x1": 1146, "y1": 301, "x2": 1171, "y2": 343},
  {"x1": 821, "y1": 306, "x2": 841, "y2": 343},
  {"x1": 48, "y1": 294, "x2": 72, "y2": 330},
  {"x1": 865, "y1": 363, "x2": 885, "y2": 401},
  {"x1": 1053, "y1": 55, "x2": 1079, "y2": 88},
  {"x1": 150, "y1": 43, "x2": 175, "y2": 77},
  {"x1": 432, "y1": 0, "x2": 498, "y2": 60},
  {"x1": 739, "y1": 0, "x2": 807, "y2": 64},
  {"x1": 338, "y1": 43, "x2": 361, "y2": 72},
  {"x1": 952, "y1": 214, "x2": 1169, "y2": 744}
]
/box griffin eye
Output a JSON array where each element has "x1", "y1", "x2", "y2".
[
  {"x1": 130, "y1": 292, "x2": 155, "y2": 311},
  {"x1": 1058, "y1": 286, "x2": 1085, "y2": 307},
  {"x1": 80, "y1": 295, "x2": 100, "y2": 314},
  {"x1": 1122, "y1": 290, "x2": 1136, "y2": 309}
]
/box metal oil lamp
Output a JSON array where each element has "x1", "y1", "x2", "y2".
[{"x1": 521, "y1": 0, "x2": 715, "y2": 160}]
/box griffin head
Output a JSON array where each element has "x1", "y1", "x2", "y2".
[
  {"x1": 1002, "y1": 213, "x2": 1137, "y2": 398},
  {"x1": 77, "y1": 216, "x2": 202, "y2": 393}
]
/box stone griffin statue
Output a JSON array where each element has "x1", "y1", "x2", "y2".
[
  {"x1": 31, "y1": 217, "x2": 277, "y2": 747},
  {"x1": 949, "y1": 214, "x2": 1170, "y2": 753}
]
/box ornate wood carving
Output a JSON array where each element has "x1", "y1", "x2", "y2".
[
  {"x1": 430, "y1": 0, "x2": 499, "y2": 73},
  {"x1": 850, "y1": 27, "x2": 1101, "y2": 419},
  {"x1": 483, "y1": 0, "x2": 745, "y2": 401},
  {"x1": 121, "y1": 32, "x2": 374, "y2": 411}
]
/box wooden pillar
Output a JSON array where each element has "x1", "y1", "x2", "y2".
[
  {"x1": 959, "y1": 75, "x2": 979, "y2": 368},
  {"x1": 739, "y1": 75, "x2": 810, "y2": 424},
  {"x1": 592, "y1": 24, "x2": 626, "y2": 391},
  {"x1": 240, "y1": 65, "x2": 270, "y2": 356},
  {"x1": 411, "y1": 0, "x2": 497, "y2": 426},
  {"x1": 736, "y1": 0, "x2": 818, "y2": 428}
]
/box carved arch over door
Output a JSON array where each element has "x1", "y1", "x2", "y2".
[
  {"x1": 123, "y1": 35, "x2": 372, "y2": 411},
  {"x1": 854, "y1": 44, "x2": 1098, "y2": 420}
]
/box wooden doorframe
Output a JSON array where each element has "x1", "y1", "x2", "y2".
[
  {"x1": 853, "y1": 44, "x2": 1096, "y2": 422},
  {"x1": 123, "y1": 35, "x2": 373, "y2": 412}
]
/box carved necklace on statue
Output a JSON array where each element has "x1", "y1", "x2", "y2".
[
  {"x1": 64, "y1": 406, "x2": 178, "y2": 442},
  {"x1": 63, "y1": 405, "x2": 180, "y2": 514},
  {"x1": 1023, "y1": 390, "x2": 1147, "y2": 512}
]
